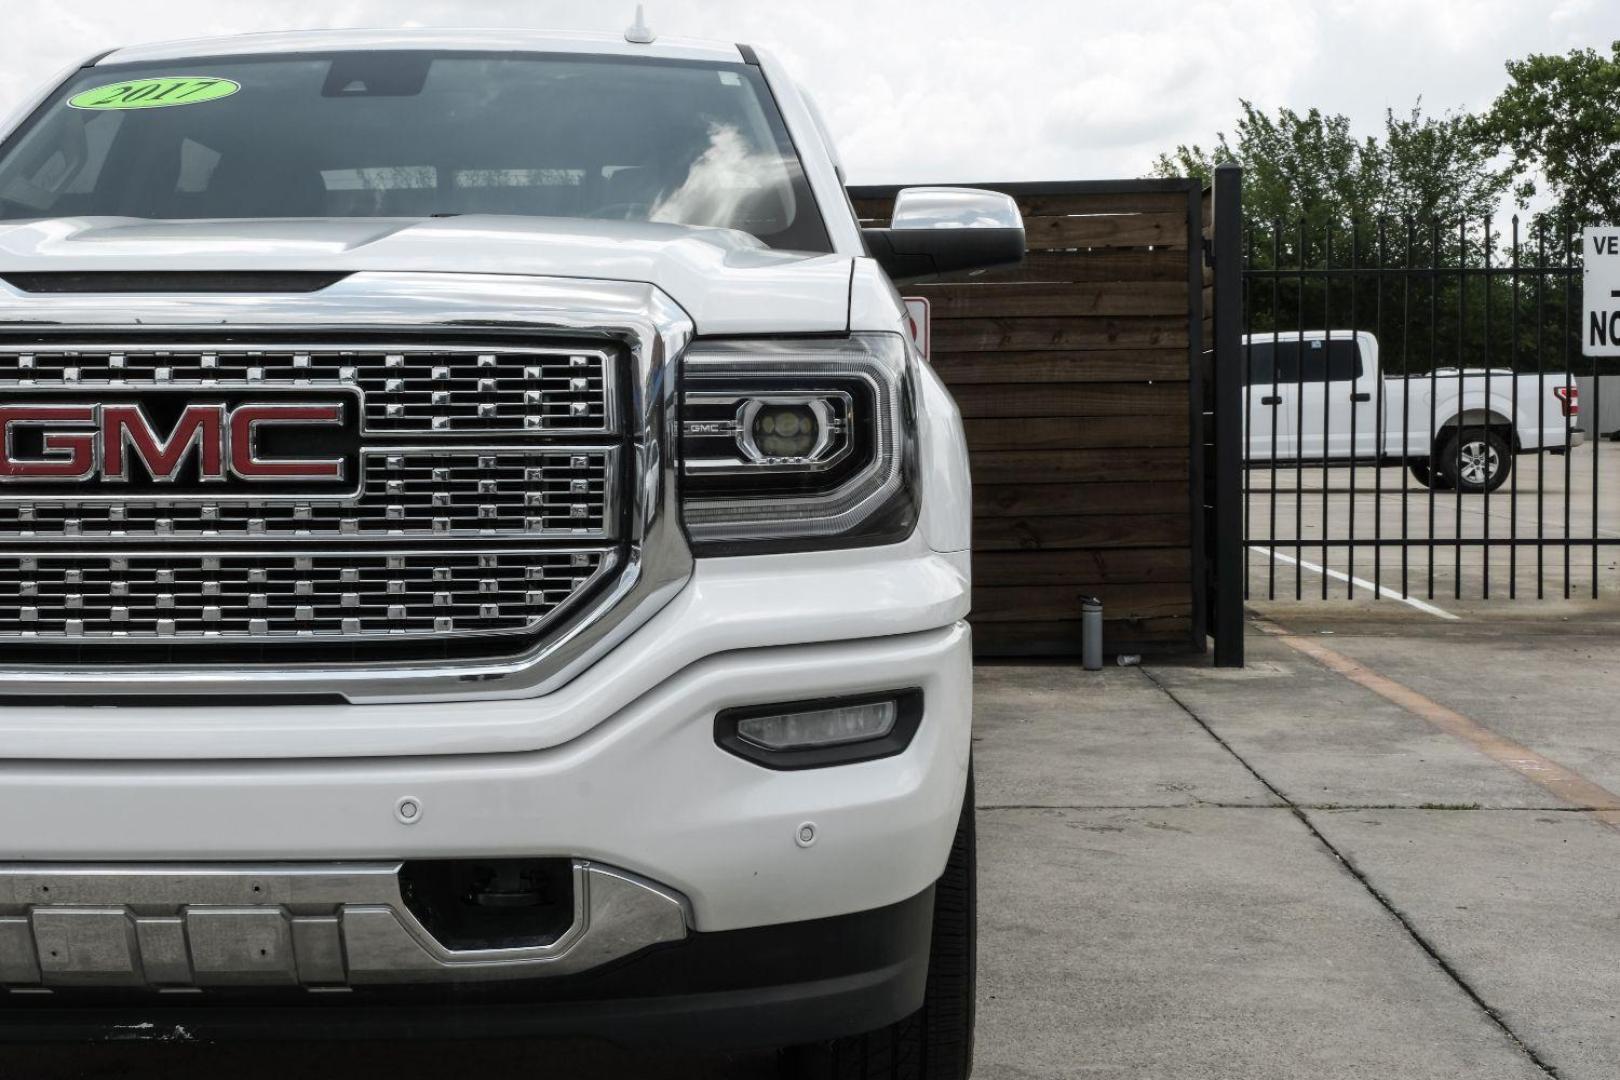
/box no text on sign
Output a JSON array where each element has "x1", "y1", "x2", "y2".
[{"x1": 1585, "y1": 226, "x2": 1620, "y2": 357}]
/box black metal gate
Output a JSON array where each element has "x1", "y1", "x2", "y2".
[{"x1": 1228, "y1": 195, "x2": 1616, "y2": 606}]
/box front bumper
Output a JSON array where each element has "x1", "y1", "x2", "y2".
[{"x1": 0, "y1": 622, "x2": 972, "y2": 934}]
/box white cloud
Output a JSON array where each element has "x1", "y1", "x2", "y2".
[{"x1": 0, "y1": 0, "x2": 1616, "y2": 185}]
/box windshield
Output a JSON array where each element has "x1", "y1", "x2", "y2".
[{"x1": 0, "y1": 51, "x2": 831, "y2": 252}]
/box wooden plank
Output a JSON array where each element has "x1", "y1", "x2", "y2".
[
  {"x1": 1012, "y1": 191, "x2": 1192, "y2": 217},
  {"x1": 973, "y1": 617, "x2": 1194, "y2": 656},
  {"x1": 912, "y1": 281, "x2": 1189, "y2": 319},
  {"x1": 972, "y1": 582, "x2": 1191, "y2": 622},
  {"x1": 973, "y1": 548, "x2": 1191, "y2": 586},
  {"x1": 974, "y1": 481, "x2": 1187, "y2": 518},
  {"x1": 932, "y1": 349, "x2": 1188, "y2": 385},
  {"x1": 973, "y1": 512, "x2": 1190, "y2": 551},
  {"x1": 1023, "y1": 212, "x2": 1188, "y2": 251},
  {"x1": 973, "y1": 447, "x2": 1187, "y2": 485},
  {"x1": 952, "y1": 383, "x2": 1186, "y2": 420},
  {"x1": 932, "y1": 316, "x2": 1188, "y2": 353},
  {"x1": 964, "y1": 414, "x2": 1188, "y2": 451},
  {"x1": 934, "y1": 250, "x2": 1195, "y2": 285}
]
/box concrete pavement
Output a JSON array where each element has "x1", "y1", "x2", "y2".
[
  {"x1": 976, "y1": 804, "x2": 1541, "y2": 1079},
  {"x1": 1310, "y1": 809, "x2": 1620, "y2": 1080},
  {"x1": 1246, "y1": 438, "x2": 1620, "y2": 604},
  {"x1": 1139, "y1": 612, "x2": 1620, "y2": 1080}
]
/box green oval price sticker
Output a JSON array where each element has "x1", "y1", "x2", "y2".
[{"x1": 68, "y1": 77, "x2": 241, "y2": 111}]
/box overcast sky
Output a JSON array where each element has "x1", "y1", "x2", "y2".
[{"x1": 2, "y1": 0, "x2": 1617, "y2": 186}]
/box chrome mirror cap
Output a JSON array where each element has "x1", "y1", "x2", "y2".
[{"x1": 889, "y1": 187, "x2": 1024, "y2": 232}]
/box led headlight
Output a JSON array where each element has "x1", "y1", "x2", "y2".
[
  {"x1": 743, "y1": 397, "x2": 837, "y2": 461},
  {"x1": 680, "y1": 334, "x2": 918, "y2": 554}
]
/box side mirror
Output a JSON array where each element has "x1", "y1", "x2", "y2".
[{"x1": 861, "y1": 187, "x2": 1025, "y2": 284}]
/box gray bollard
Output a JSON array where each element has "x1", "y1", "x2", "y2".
[{"x1": 1080, "y1": 596, "x2": 1103, "y2": 671}]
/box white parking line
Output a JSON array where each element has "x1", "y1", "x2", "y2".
[{"x1": 1253, "y1": 546, "x2": 1461, "y2": 621}]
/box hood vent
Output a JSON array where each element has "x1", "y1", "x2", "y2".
[{"x1": 0, "y1": 271, "x2": 351, "y2": 294}]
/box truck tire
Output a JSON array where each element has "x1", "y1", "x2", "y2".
[
  {"x1": 782, "y1": 767, "x2": 977, "y2": 1080},
  {"x1": 1439, "y1": 428, "x2": 1511, "y2": 494}
]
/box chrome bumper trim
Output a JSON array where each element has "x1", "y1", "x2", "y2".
[{"x1": 0, "y1": 861, "x2": 688, "y2": 990}]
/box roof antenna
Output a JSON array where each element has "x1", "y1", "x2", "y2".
[{"x1": 625, "y1": 4, "x2": 656, "y2": 44}]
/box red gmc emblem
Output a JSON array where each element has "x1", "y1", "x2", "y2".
[{"x1": 0, "y1": 392, "x2": 359, "y2": 495}]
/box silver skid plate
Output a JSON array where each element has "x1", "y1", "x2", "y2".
[{"x1": 0, "y1": 861, "x2": 687, "y2": 992}]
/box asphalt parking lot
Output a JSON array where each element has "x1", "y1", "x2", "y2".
[{"x1": 14, "y1": 604, "x2": 1620, "y2": 1079}]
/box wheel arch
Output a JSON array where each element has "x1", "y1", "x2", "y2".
[{"x1": 1436, "y1": 408, "x2": 1520, "y2": 454}]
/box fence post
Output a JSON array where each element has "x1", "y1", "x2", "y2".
[{"x1": 1210, "y1": 163, "x2": 1245, "y2": 666}]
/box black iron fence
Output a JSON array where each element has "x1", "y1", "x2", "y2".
[{"x1": 1239, "y1": 209, "x2": 1618, "y2": 604}]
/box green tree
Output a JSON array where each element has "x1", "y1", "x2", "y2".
[
  {"x1": 1157, "y1": 102, "x2": 1518, "y2": 372},
  {"x1": 1482, "y1": 41, "x2": 1620, "y2": 228},
  {"x1": 1152, "y1": 101, "x2": 1379, "y2": 239},
  {"x1": 1381, "y1": 104, "x2": 1507, "y2": 226},
  {"x1": 1152, "y1": 100, "x2": 1507, "y2": 242}
]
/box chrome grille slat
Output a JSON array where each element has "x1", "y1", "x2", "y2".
[
  {"x1": 0, "y1": 449, "x2": 615, "y2": 539},
  {"x1": 0, "y1": 550, "x2": 616, "y2": 641},
  {"x1": 4, "y1": 345, "x2": 612, "y2": 435}
]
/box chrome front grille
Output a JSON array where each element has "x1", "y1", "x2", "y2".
[
  {"x1": 0, "y1": 339, "x2": 627, "y2": 651},
  {"x1": 0, "y1": 550, "x2": 615, "y2": 640},
  {"x1": 0, "y1": 449, "x2": 615, "y2": 540},
  {"x1": 8, "y1": 346, "x2": 613, "y2": 434}
]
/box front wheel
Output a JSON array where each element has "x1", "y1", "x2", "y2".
[
  {"x1": 782, "y1": 768, "x2": 977, "y2": 1080},
  {"x1": 1438, "y1": 429, "x2": 1512, "y2": 494}
]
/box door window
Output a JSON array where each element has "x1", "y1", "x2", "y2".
[
  {"x1": 1245, "y1": 339, "x2": 1360, "y2": 384},
  {"x1": 1299, "y1": 339, "x2": 1362, "y2": 382}
]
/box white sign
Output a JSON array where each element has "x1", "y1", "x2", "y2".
[
  {"x1": 903, "y1": 296, "x2": 931, "y2": 362},
  {"x1": 1584, "y1": 227, "x2": 1620, "y2": 357}
]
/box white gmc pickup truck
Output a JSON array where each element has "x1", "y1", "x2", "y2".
[
  {"x1": 0, "y1": 26, "x2": 1022, "y2": 1079},
  {"x1": 1244, "y1": 330, "x2": 1585, "y2": 492}
]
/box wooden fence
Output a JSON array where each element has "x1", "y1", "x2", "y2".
[{"x1": 849, "y1": 180, "x2": 1209, "y2": 657}]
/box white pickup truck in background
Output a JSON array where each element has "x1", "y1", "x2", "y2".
[{"x1": 1243, "y1": 330, "x2": 1585, "y2": 493}]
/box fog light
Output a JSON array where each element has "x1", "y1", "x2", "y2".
[
  {"x1": 716, "y1": 690, "x2": 923, "y2": 770},
  {"x1": 737, "y1": 699, "x2": 897, "y2": 751}
]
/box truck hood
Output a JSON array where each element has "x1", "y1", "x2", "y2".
[{"x1": 0, "y1": 216, "x2": 854, "y2": 335}]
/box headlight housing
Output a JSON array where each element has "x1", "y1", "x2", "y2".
[{"x1": 680, "y1": 334, "x2": 918, "y2": 554}]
